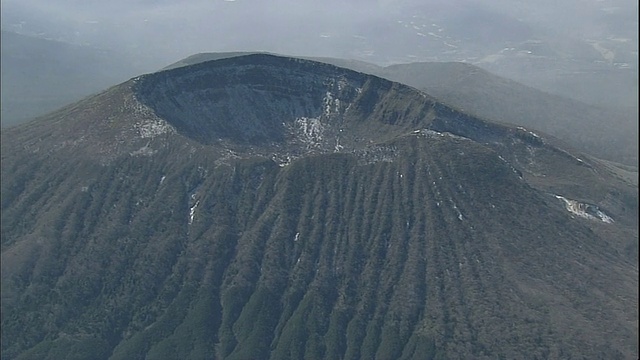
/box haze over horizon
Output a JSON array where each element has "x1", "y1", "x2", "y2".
[{"x1": 2, "y1": 0, "x2": 637, "y2": 66}]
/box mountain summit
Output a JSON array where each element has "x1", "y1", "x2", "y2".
[{"x1": 1, "y1": 54, "x2": 637, "y2": 359}]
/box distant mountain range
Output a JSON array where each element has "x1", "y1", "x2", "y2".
[
  {"x1": 2, "y1": 54, "x2": 637, "y2": 359},
  {"x1": 0, "y1": 30, "x2": 150, "y2": 126}
]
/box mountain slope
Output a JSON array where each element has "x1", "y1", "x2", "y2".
[{"x1": 1, "y1": 54, "x2": 637, "y2": 360}]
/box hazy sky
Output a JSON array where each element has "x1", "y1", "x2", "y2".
[
  {"x1": 1, "y1": 0, "x2": 637, "y2": 109},
  {"x1": 2, "y1": 0, "x2": 395, "y2": 61},
  {"x1": 2, "y1": 0, "x2": 637, "y2": 66}
]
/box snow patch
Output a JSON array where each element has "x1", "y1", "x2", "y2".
[
  {"x1": 295, "y1": 117, "x2": 324, "y2": 147},
  {"x1": 451, "y1": 200, "x2": 464, "y2": 221},
  {"x1": 135, "y1": 119, "x2": 173, "y2": 138},
  {"x1": 554, "y1": 195, "x2": 614, "y2": 223},
  {"x1": 272, "y1": 154, "x2": 294, "y2": 167},
  {"x1": 324, "y1": 92, "x2": 334, "y2": 116},
  {"x1": 497, "y1": 155, "x2": 523, "y2": 178},
  {"x1": 413, "y1": 129, "x2": 444, "y2": 137},
  {"x1": 413, "y1": 129, "x2": 470, "y2": 141},
  {"x1": 215, "y1": 149, "x2": 242, "y2": 167},
  {"x1": 189, "y1": 200, "x2": 200, "y2": 224},
  {"x1": 322, "y1": 91, "x2": 341, "y2": 117},
  {"x1": 337, "y1": 77, "x2": 348, "y2": 91},
  {"x1": 517, "y1": 126, "x2": 540, "y2": 139}
]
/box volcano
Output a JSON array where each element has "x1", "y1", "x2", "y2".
[{"x1": 1, "y1": 54, "x2": 637, "y2": 359}]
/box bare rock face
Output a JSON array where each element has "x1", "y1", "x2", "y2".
[{"x1": 1, "y1": 54, "x2": 637, "y2": 360}]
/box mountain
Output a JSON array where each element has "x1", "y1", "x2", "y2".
[
  {"x1": 379, "y1": 61, "x2": 639, "y2": 166},
  {"x1": 4, "y1": 0, "x2": 636, "y2": 111},
  {"x1": 166, "y1": 52, "x2": 639, "y2": 166},
  {"x1": 1, "y1": 54, "x2": 638, "y2": 359},
  {"x1": 0, "y1": 30, "x2": 149, "y2": 127}
]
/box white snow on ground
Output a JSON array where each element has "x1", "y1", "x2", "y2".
[
  {"x1": 497, "y1": 155, "x2": 523, "y2": 178},
  {"x1": 189, "y1": 200, "x2": 200, "y2": 225},
  {"x1": 272, "y1": 154, "x2": 294, "y2": 167},
  {"x1": 413, "y1": 129, "x2": 470, "y2": 141},
  {"x1": 126, "y1": 95, "x2": 175, "y2": 139},
  {"x1": 295, "y1": 117, "x2": 324, "y2": 146},
  {"x1": 451, "y1": 200, "x2": 464, "y2": 221},
  {"x1": 597, "y1": 210, "x2": 614, "y2": 223},
  {"x1": 322, "y1": 89, "x2": 340, "y2": 115},
  {"x1": 554, "y1": 195, "x2": 614, "y2": 223},
  {"x1": 215, "y1": 149, "x2": 242, "y2": 167},
  {"x1": 323, "y1": 91, "x2": 340, "y2": 117},
  {"x1": 337, "y1": 77, "x2": 348, "y2": 91},
  {"x1": 517, "y1": 126, "x2": 541, "y2": 139},
  {"x1": 135, "y1": 119, "x2": 174, "y2": 138},
  {"x1": 413, "y1": 129, "x2": 443, "y2": 137}
]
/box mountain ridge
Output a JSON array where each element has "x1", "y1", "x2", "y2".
[
  {"x1": 163, "y1": 51, "x2": 638, "y2": 166},
  {"x1": 5, "y1": 53, "x2": 637, "y2": 238}
]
